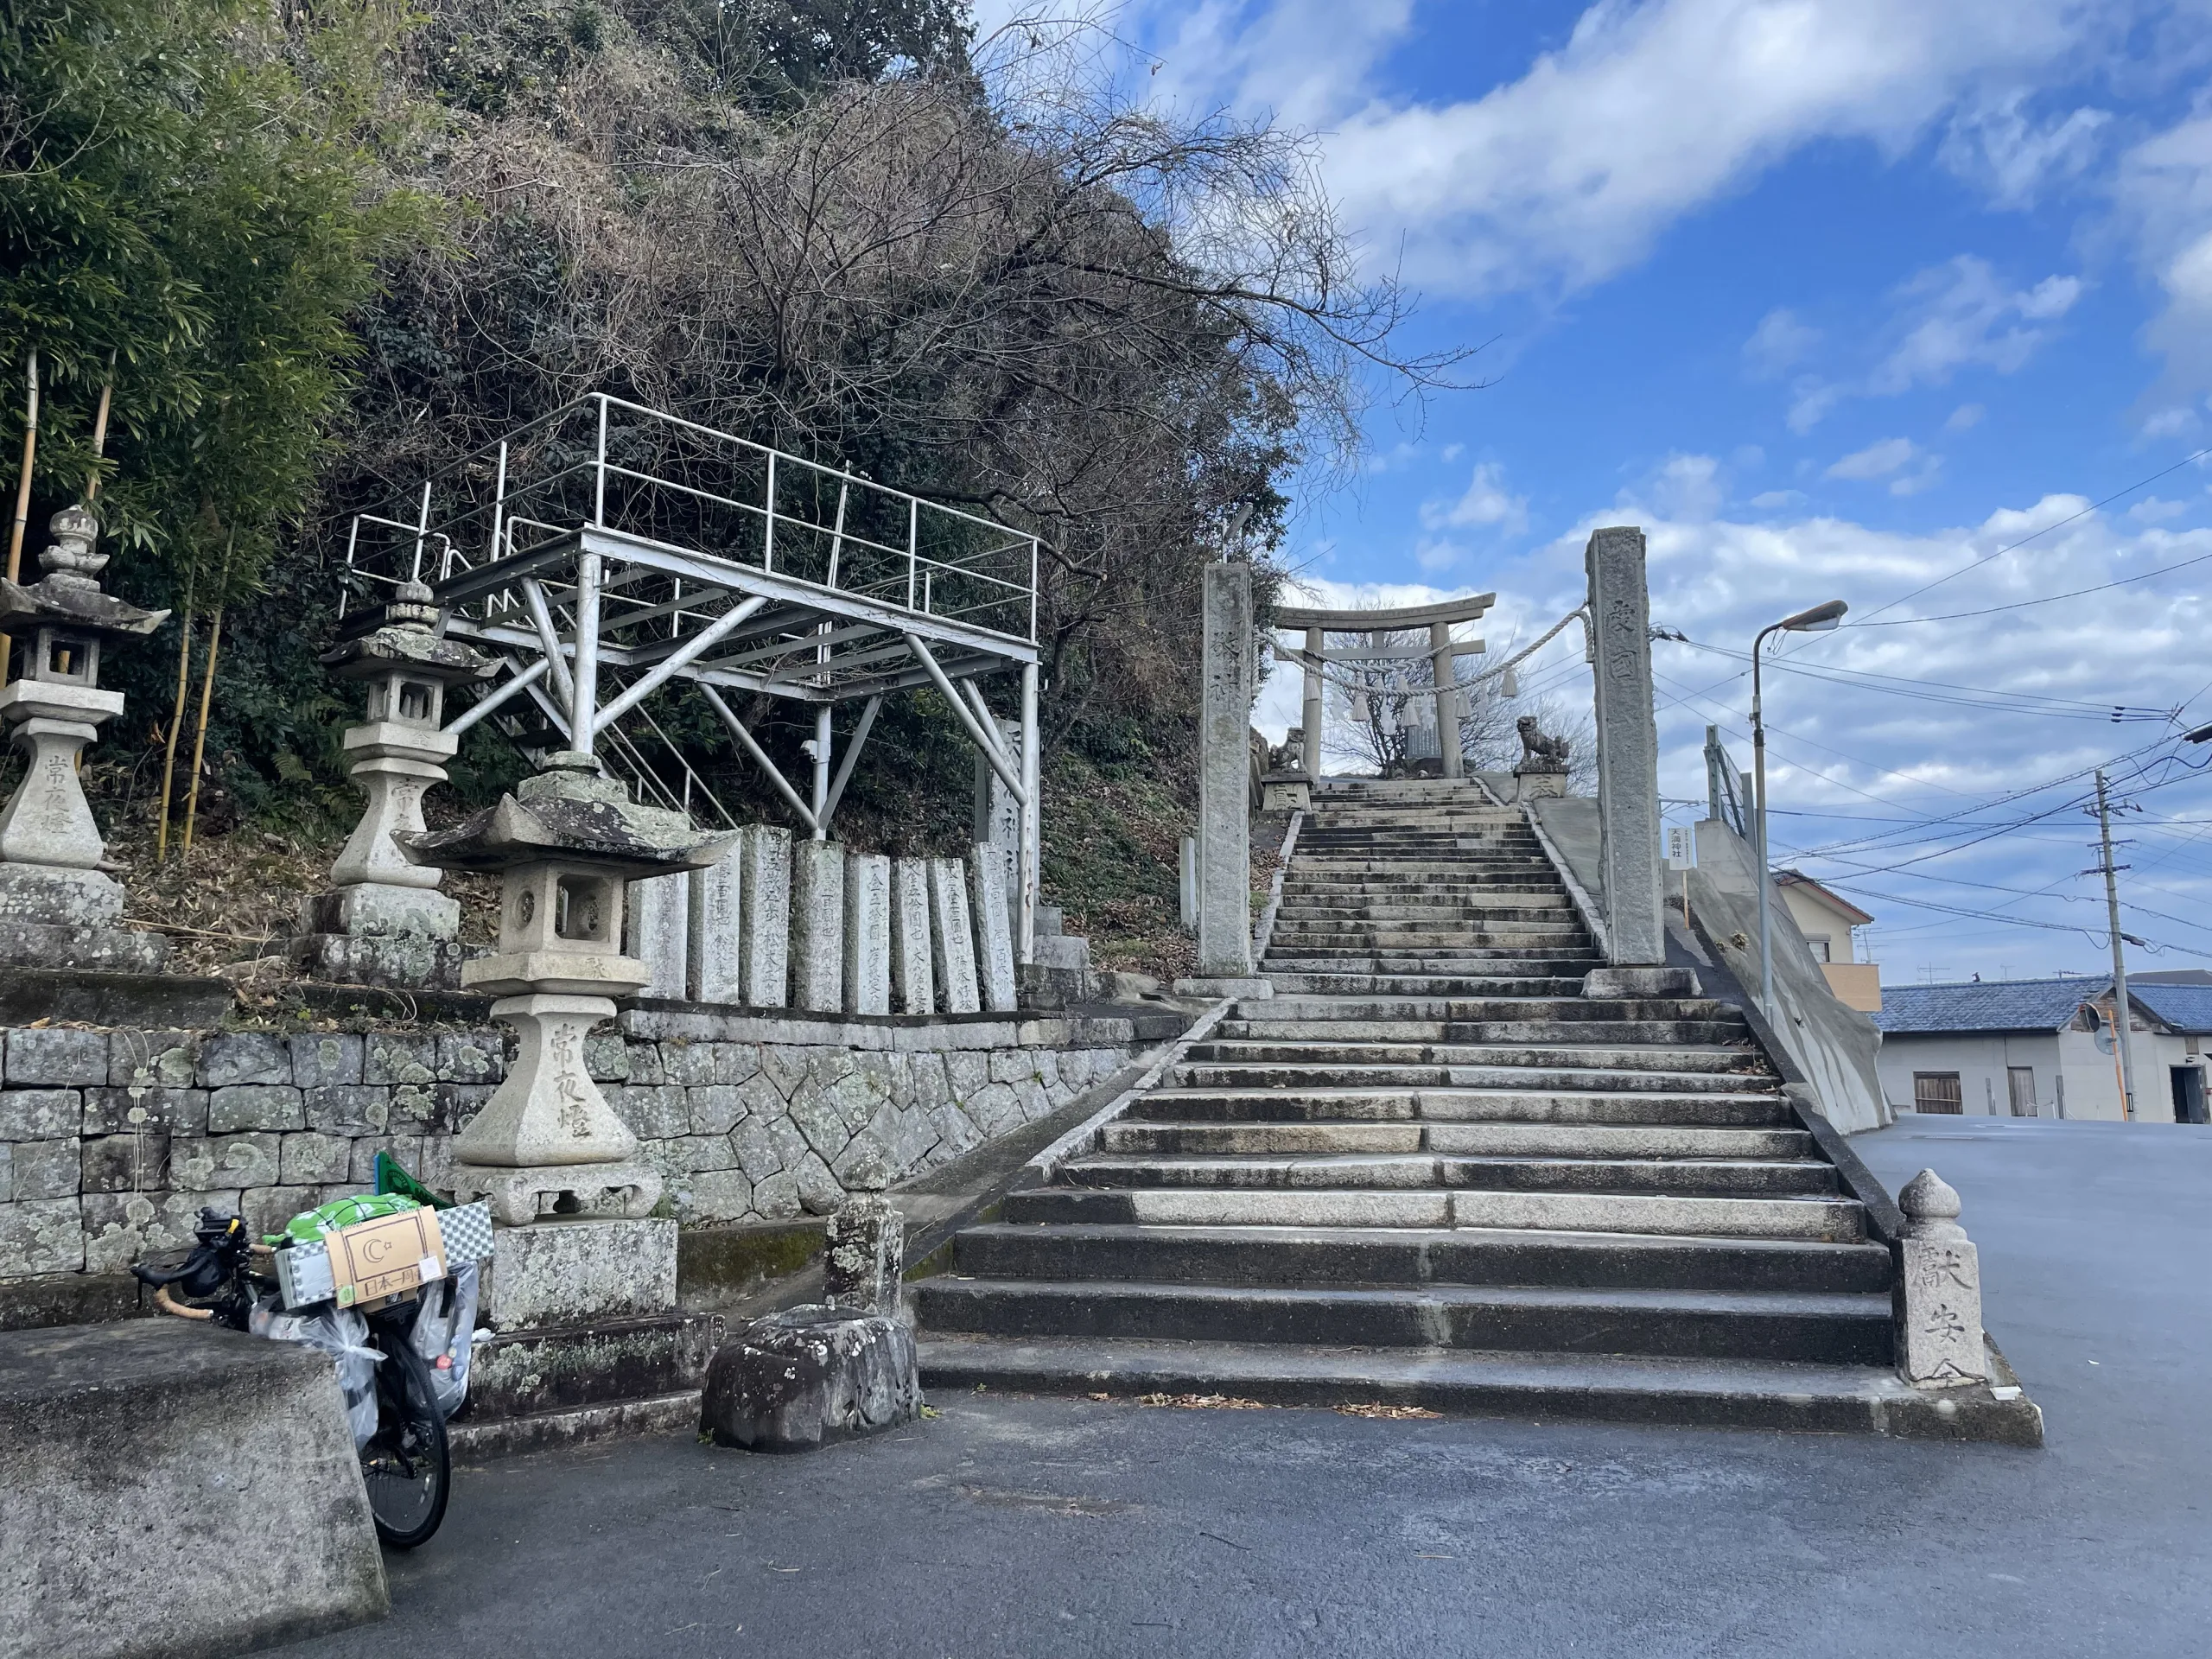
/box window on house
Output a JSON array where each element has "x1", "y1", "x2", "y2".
[
  {"x1": 1806, "y1": 934, "x2": 1833, "y2": 963},
  {"x1": 1913, "y1": 1072, "x2": 1964, "y2": 1115},
  {"x1": 2007, "y1": 1066, "x2": 2036, "y2": 1117}
]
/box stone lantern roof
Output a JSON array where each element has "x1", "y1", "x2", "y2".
[
  {"x1": 0, "y1": 503, "x2": 168, "y2": 639},
  {"x1": 319, "y1": 580, "x2": 493, "y2": 685},
  {"x1": 397, "y1": 753, "x2": 731, "y2": 878}
]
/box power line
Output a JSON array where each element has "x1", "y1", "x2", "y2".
[{"x1": 1804, "y1": 442, "x2": 2212, "y2": 633}]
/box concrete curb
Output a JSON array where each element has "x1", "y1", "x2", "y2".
[
  {"x1": 1522, "y1": 801, "x2": 1611, "y2": 960},
  {"x1": 1249, "y1": 809, "x2": 1304, "y2": 962},
  {"x1": 1024, "y1": 999, "x2": 1238, "y2": 1184}
]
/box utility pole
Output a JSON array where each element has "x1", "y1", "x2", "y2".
[{"x1": 2094, "y1": 769, "x2": 2137, "y2": 1122}]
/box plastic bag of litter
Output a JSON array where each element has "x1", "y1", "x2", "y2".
[
  {"x1": 251, "y1": 1294, "x2": 382, "y2": 1449},
  {"x1": 408, "y1": 1260, "x2": 481, "y2": 1421}
]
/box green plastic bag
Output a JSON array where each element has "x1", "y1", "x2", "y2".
[
  {"x1": 276, "y1": 1191, "x2": 421, "y2": 1248},
  {"x1": 373, "y1": 1148, "x2": 453, "y2": 1211}
]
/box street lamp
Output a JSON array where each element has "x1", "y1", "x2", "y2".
[{"x1": 1752, "y1": 598, "x2": 1847, "y2": 1016}]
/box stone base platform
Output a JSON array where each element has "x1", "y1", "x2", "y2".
[
  {"x1": 289, "y1": 931, "x2": 469, "y2": 991},
  {"x1": 467, "y1": 1313, "x2": 722, "y2": 1423},
  {"x1": 0, "y1": 965, "x2": 229, "y2": 1027},
  {"x1": 0, "y1": 1319, "x2": 387, "y2": 1658},
  {"x1": 0, "y1": 918, "x2": 168, "y2": 975}
]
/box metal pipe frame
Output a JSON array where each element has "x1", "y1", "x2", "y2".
[
  {"x1": 906, "y1": 634, "x2": 1027, "y2": 804},
  {"x1": 820, "y1": 696, "x2": 880, "y2": 831},
  {"x1": 444, "y1": 656, "x2": 549, "y2": 737},
  {"x1": 698, "y1": 683, "x2": 819, "y2": 834},
  {"x1": 520, "y1": 577, "x2": 576, "y2": 705},
  {"x1": 589, "y1": 594, "x2": 768, "y2": 733},
  {"x1": 1018, "y1": 660, "x2": 1039, "y2": 964},
  {"x1": 569, "y1": 549, "x2": 602, "y2": 753},
  {"x1": 810, "y1": 705, "x2": 833, "y2": 840}
]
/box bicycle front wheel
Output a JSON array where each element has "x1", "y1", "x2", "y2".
[{"x1": 361, "y1": 1336, "x2": 449, "y2": 1549}]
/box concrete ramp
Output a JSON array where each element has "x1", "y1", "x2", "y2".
[{"x1": 0, "y1": 1319, "x2": 388, "y2": 1659}]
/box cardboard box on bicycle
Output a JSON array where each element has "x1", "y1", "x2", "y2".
[{"x1": 276, "y1": 1207, "x2": 448, "y2": 1311}]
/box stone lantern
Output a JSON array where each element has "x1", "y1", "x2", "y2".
[
  {"x1": 0, "y1": 503, "x2": 169, "y2": 970},
  {"x1": 397, "y1": 752, "x2": 731, "y2": 1224},
  {"x1": 295, "y1": 579, "x2": 493, "y2": 988}
]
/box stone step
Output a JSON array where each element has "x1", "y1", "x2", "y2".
[
  {"x1": 1242, "y1": 997, "x2": 1737, "y2": 1021},
  {"x1": 1103, "y1": 1120, "x2": 1815, "y2": 1160},
  {"x1": 1135, "y1": 1088, "x2": 1793, "y2": 1128},
  {"x1": 1168, "y1": 1062, "x2": 1778, "y2": 1094},
  {"x1": 1059, "y1": 1152, "x2": 1840, "y2": 1198},
  {"x1": 913, "y1": 1335, "x2": 2039, "y2": 1441},
  {"x1": 1256, "y1": 960, "x2": 1601, "y2": 973},
  {"x1": 1000, "y1": 1186, "x2": 1865, "y2": 1240},
  {"x1": 1263, "y1": 976, "x2": 1595, "y2": 996},
  {"x1": 913, "y1": 1277, "x2": 1893, "y2": 1365},
  {"x1": 1274, "y1": 905, "x2": 1566, "y2": 917},
  {"x1": 944, "y1": 1223, "x2": 1896, "y2": 1295},
  {"x1": 1281, "y1": 876, "x2": 1556, "y2": 890},
  {"x1": 1186, "y1": 1040, "x2": 1763, "y2": 1072},
  {"x1": 1267, "y1": 925, "x2": 1586, "y2": 942},
  {"x1": 1220, "y1": 1020, "x2": 1754, "y2": 1045}
]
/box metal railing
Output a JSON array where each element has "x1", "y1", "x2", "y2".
[
  {"x1": 1705, "y1": 724, "x2": 1748, "y2": 838},
  {"x1": 340, "y1": 394, "x2": 1039, "y2": 647}
]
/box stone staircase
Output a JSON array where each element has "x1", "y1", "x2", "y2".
[{"x1": 915, "y1": 779, "x2": 2016, "y2": 1436}]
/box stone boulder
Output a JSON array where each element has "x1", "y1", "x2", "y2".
[
  {"x1": 701, "y1": 1305, "x2": 919, "y2": 1452},
  {"x1": 0, "y1": 1319, "x2": 387, "y2": 1659}
]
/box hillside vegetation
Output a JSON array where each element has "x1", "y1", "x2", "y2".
[{"x1": 3, "y1": 0, "x2": 1450, "y2": 969}]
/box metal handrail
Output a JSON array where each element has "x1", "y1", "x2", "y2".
[
  {"x1": 1705, "y1": 725, "x2": 1748, "y2": 838},
  {"x1": 343, "y1": 393, "x2": 1039, "y2": 645}
]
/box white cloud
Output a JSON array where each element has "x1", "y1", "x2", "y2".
[
  {"x1": 1421, "y1": 461, "x2": 1530, "y2": 536},
  {"x1": 1787, "y1": 378, "x2": 1843, "y2": 433},
  {"x1": 1751, "y1": 488, "x2": 1805, "y2": 509},
  {"x1": 1642, "y1": 453, "x2": 1727, "y2": 522},
  {"x1": 1946, "y1": 403, "x2": 1986, "y2": 431},
  {"x1": 1870, "y1": 257, "x2": 2082, "y2": 393},
  {"x1": 1827, "y1": 437, "x2": 1919, "y2": 480},
  {"x1": 1745, "y1": 308, "x2": 1820, "y2": 378},
  {"x1": 1144, "y1": 0, "x2": 2113, "y2": 297},
  {"x1": 1889, "y1": 455, "x2": 1945, "y2": 496},
  {"x1": 2107, "y1": 106, "x2": 2212, "y2": 396},
  {"x1": 1937, "y1": 91, "x2": 2112, "y2": 207}
]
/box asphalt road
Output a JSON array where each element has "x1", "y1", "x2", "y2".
[{"x1": 282, "y1": 1115, "x2": 2212, "y2": 1659}]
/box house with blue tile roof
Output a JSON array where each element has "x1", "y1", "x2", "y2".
[{"x1": 1872, "y1": 973, "x2": 2212, "y2": 1124}]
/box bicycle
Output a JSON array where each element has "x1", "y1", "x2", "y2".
[{"x1": 132, "y1": 1206, "x2": 453, "y2": 1549}]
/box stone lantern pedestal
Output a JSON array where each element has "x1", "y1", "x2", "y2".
[
  {"x1": 0, "y1": 505, "x2": 169, "y2": 971},
  {"x1": 398, "y1": 752, "x2": 732, "y2": 1225},
  {"x1": 294, "y1": 581, "x2": 493, "y2": 988}
]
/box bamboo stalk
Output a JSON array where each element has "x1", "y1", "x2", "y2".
[
  {"x1": 3, "y1": 351, "x2": 40, "y2": 683},
  {"x1": 154, "y1": 575, "x2": 196, "y2": 864},
  {"x1": 175, "y1": 526, "x2": 233, "y2": 861},
  {"x1": 180, "y1": 595, "x2": 225, "y2": 861},
  {"x1": 85, "y1": 369, "x2": 113, "y2": 500}
]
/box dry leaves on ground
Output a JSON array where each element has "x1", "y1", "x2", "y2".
[
  {"x1": 1335, "y1": 1402, "x2": 1442, "y2": 1421},
  {"x1": 1135, "y1": 1392, "x2": 1274, "y2": 1410}
]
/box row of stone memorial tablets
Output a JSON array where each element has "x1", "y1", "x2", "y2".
[{"x1": 627, "y1": 830, "x2": 1021, "y2": 1019}]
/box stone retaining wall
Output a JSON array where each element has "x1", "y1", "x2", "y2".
[{"x1": 0, "y1": 1008, "x2": 1141, "y2": 1279}]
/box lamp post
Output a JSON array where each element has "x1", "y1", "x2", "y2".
[{"x1": 1751, "y1": 598, "x2": 1847, "y2": 1016}]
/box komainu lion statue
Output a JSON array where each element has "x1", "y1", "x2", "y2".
[{"x1": 1516, "y1": 715, "x2": 1570, "y2": 769}]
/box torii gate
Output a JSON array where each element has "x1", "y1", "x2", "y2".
[
  {"x1": 340, "y1": 393, "x2": 1046, "y2": 959},
  {"x1": 1274, "y1": 593, "x2": 1496, "y2": 780}
]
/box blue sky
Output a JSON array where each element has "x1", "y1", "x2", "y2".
[{"x1": 982, "y1": 0, "x2": 2212, "y2": 983}]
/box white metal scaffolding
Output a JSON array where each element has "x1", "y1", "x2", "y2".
[{"x1": 341, "y1": 393, "x2": 1044, "y2": 961}]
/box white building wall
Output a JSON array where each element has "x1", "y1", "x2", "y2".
[
  {"x1": 1884, "y1": 1025, "x2": 2208, "y2": 1122},
  {"x1": 1877, "y1": 1032, "x2": 2064, "y2": 1117}
]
